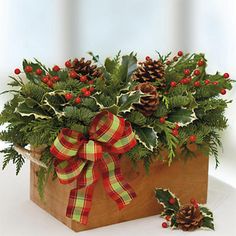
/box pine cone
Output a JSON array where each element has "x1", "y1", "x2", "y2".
[
  {"x1": 176, "y1": 204, "x2": 204, "y2": 231},
  {"x1": 133, "y1": 58, "x2": 165, "y2": 84},
  {"x1": 72, "y1": 58, "x2": 103, "y2": 79},
  {"x1": 133, "y1": 82, "x2": 159, "y2": 116}
]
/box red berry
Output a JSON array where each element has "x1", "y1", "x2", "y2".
[
  {"x1": 69, "y1": 71, "x2": 77, "y2": 79},
  {"x1": 81, "y1": 87, "x2": 87, "y2": 93},
  {"x1": 170, "y1": 81, "x2": 177, "y2": 87},
  {"x1": 65, "y1": 60, "x2": 72, "y2": 68},
  {"x1": 84, "y1": 90, "x2": 91, "y2": 97},
  {"x1": 186, "y1": 77, "x2": 192, "y2": 83},
  {"x1": 88, "y1": 80, "x2": 94, "y2": 85},
  {"x1": 52, "y1": 76, "x2": 60, "y2": 82},
  {"x1": 53, "y1": 65, "x2": 60, "y2": 72},
  {"x1": 166, "y1": 60, "x2": 171, "y2": 65},
  {"x1": 89, "y1": 86, "x2": 95, "y2": 92},
  {"x1": 204, "y1": 79, "x2": 210, "y2": 85},
  {"x1": 169, "y1": 198, "x2": 176, "y2": 205},
  {"x1": 184, "y1": 69, "x2": 191, "y2": 75},
  {"x1": 47, "y1": 80, "x2": 54, "y2": 88},
  {"x1": 194, "y1": 69, "x2": 201, "y2": 76},
  {"x1": 73, "y1": 58, "x2": 79, "y2": 64},
  {"x1": 36, "y1": 68, "x2": 42, "y2": 75},
  {"x1": 223, "y1": 73, "x2": 229, "y2": 78},
  {"x1": 181, "y1": 78, "x2": 189, "y2": 84},
  {"x1": 14, "y1": 68, "x2": 21, "y2": 75},
  {"x1": 25, "y1": 65, "x2": 33, "y2": 73},
  {"x1": 172, "y1": 129, "x2": 179, "y2": 137},
  {"x1": 75, "y1": 97, "x2": 81, "y2": 104},
  {"x1": 42, "y1": 76, "x2": 50, "y2": 83},
  {"x1": 173, "y1": 56, "x2": 178, "y2": 61},
  {"x1": 159, "y1": 117, "x2": 166, "y2": 124},
  {"x1": 145, "y1": 56, "x2": 151, "y2": 61},
  {"x1": 165, "y1": 215, "x2": 171, "y2": 221},
  {"x1": 220, "y1": 89, "x2": 226, "y2": 95},
  {"x1": 213, "y1": 81, "x2": 219, "y2": 85},
  {"x1": 177, "y1": 51, "x2": 183, "y2": 56},
  {"x1": 80, "y1": 75, "x2": 88, "y2": 82},
  {"x1": 194, "y1": 203, "x2": 199, "y2": 209},
  {"x1": 197, "y1": 60, "x2": 204, "y2": 67},
  {"x1": 190, "y1": 198, "x2": 197, "y2": 204},
  {"x1": 189, "y1": 135, "x2": 197, "y2": 142},
  {"x1": 194, "y1": 81, "x2": 201, "y2": 87},
  {"x1": 65, "y1": 93, "x2": 73, "y2": 101},
  {"x1": 175, "y1": 123, "x2": 180, "y2": 129},
  {"x1": 162, "y1": 222, "x2": 168, "y2": 228}
]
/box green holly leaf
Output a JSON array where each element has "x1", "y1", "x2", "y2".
[
  {"x1": 155, "y1": 188, "x2": 180, "y2": 212},
  {"x1": 120, "y1": 53, "x2": 137, "y2": 83},
  {"x1": 168, "y1": 108, "x2": 196, "y2": 126},
  {"x1": 202, "y1": 216, "x2": 215, "y2": 230},
  {"x1": 200, "y1": 206, "x2": 214, "y2": 218},
  {"x1": 118, "y1": 91, "x2": 141, "y2": 113},
  {"x1": 134, "y1": 125, "x2": 158, "y2": 151},
  {"x1": 16, "y1": 102, "x2": 51, "y2": 119}
]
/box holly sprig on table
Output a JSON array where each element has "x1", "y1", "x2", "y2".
[{"x1": 155, "y1": 188, "x2": 214, "y2": 231}]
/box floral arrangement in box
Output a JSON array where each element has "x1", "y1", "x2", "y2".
[{"x1": 0, "y1": 51, "x2": 233, "y2": 225}]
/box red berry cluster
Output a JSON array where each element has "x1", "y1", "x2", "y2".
[
  {"x1": 64, "y1": 85, "x2": 95, "y2": 104},
  {"x1": 172, "y1": 123, "x2": 180, "y2": 137},
  {"x1": 41, "y1": 75, "x2": 60, "y2": 88}
]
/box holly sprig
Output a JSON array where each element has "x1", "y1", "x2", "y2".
[{"x1": 155, "y1": 188, "x2": 215, "y2": 231}]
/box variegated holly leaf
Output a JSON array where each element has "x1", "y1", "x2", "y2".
[
  {"x1": 134, "y1": 125, "x2": 158, "y2": 151},
  {"x1": 168, "y1": 108, "x2": 197, "y2": 127},
  {"x1": 16, "y1": 101, "x2": 51, "y2": 119},
  {"x1": 155, "y1": 188, "x2": 181, "y2": 213},
  {"x1": 118, "y1": 91, "x2": 142, "y2": 113}
]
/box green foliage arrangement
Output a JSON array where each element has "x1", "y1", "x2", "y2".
[{"x1": 0, "y1": 51, "x2": 233, "y2": 197}]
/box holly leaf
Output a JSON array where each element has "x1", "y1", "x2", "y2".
[
  {"x1": 200, "y1": 206, "x2": 214, "y2": 218},
  {"x1": 155, "y1": 188, "x2": 180, "y2": 212},
  {"x1": 202, "y1": 216, "x2": 215, "y2": 230},
  {"x1": 134, "y1": 125, "x2": 158, "y2": 151},
  {"x1": 16, "y1": 102, "x2": 51, "y2": 119},
  {"x1": 118, "y1": 91, "x2": 142, "y2": 113},
  {"x1": 118, "y1": 53, "x2": 137, "y2": 84},
  {"x1": 168, "y1": 108, "x2": 197, "y2": 126}
]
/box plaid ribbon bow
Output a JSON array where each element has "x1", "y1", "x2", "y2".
[{"x1": 50, "y1": 111, "x2": 137, "y2": 224}]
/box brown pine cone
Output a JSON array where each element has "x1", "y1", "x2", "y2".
[
  {"x1": 133, "y1": 58, "x2": 165, "y2": 85},
  {"x1": 176, "y1": 204, "x2": 204, "y2": 231},
  {"x1": 72, "y1": 58, "x2": 103, "y2": 79},
  {"x1": 133, "y1": 82, "x2": 159, "y2": 116}
]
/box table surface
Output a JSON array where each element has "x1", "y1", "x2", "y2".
[{"x1": 0, "y1": 160, "x2": 236, "y2": 236}]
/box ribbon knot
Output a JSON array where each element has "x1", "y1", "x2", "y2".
[{"x1": 50, "y1": 111, "x2": 137, "y2": 224}]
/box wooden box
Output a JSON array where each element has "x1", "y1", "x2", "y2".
[{"x1": 30, "y1": 150, "x2": 209, "y2": 232}]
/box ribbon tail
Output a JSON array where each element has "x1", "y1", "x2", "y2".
[
  {"x1": 66, "y1": 162, "x2": 99, "y2": 225},
  {"x1": 99, "y1": 153, "x2": 136, "y2": 210}
]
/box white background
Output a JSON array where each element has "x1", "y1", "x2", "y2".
[{"x1": 0, "y1": 0, "x2": 236, "y2": 235}]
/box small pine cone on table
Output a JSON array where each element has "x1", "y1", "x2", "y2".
[
  {"x1": 176, "y1": 204, "x2": 204, "y2": 231},
  {"x1": 132, "y1": 57, "x2": 165, "y2": 87},
  {"x1": 72, "y1": 58, "x2": 103, "y2": 79},
  {"x1": 133, "y1": 82, "x2": 159, "y2": 116}
]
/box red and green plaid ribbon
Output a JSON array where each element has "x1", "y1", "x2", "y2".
[{"x1": 50, "y1": 111, "x2": 137, "y2": 225}]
